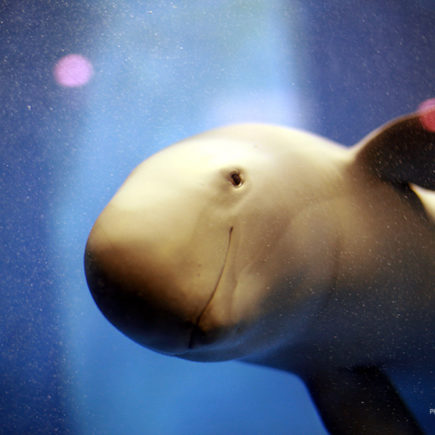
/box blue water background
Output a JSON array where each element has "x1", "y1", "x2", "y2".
[{"x1": 1, "y1": 1, "x2": 434, "y2": 433}]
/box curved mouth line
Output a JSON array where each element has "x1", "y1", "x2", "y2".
[{"x1": 188, "y1": 226, "x2": 233, "y2": 349}]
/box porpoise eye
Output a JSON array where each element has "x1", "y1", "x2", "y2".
[{"x1": 229, "y1": 171, "x2": 243, "y2": 187}]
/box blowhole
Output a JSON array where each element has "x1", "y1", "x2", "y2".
[{"x1": 229, "y1": 170, "x2": 243, "y2": 187}]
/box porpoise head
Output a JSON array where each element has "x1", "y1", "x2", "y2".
[{"x1": 84, "y1": 125, "x2": 340, "y2": 361}]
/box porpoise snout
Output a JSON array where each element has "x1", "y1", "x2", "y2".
[
  {"x1": 83, "y1": 196, "x2": 234, "y2": 356},
  {"x1": 84, "y1": 215, "x2": 197, "y2": 355}
]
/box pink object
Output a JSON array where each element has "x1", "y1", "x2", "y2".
[
  {"x1": 417, "y1": 98, "x2": 435, "y2": 132},
  {"x1": 53, "y1": 54, "x2": 94, "y2": 88}
]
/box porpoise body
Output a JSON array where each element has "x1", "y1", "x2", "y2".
[{"x1": 85, "y1": 112, "x2": 434, "y2": 434}]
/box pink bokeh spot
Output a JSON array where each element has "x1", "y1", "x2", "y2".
[
  {"x1": 54, "y1": 54, "x2": 94, "y2": 88},
  {"x1": 417, "y1": 98, "x2": 435, "y2": 132}
]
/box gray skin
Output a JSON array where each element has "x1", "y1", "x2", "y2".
[{"x1": 85, "y1": 111, "x2": 434, "y2": 435}]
